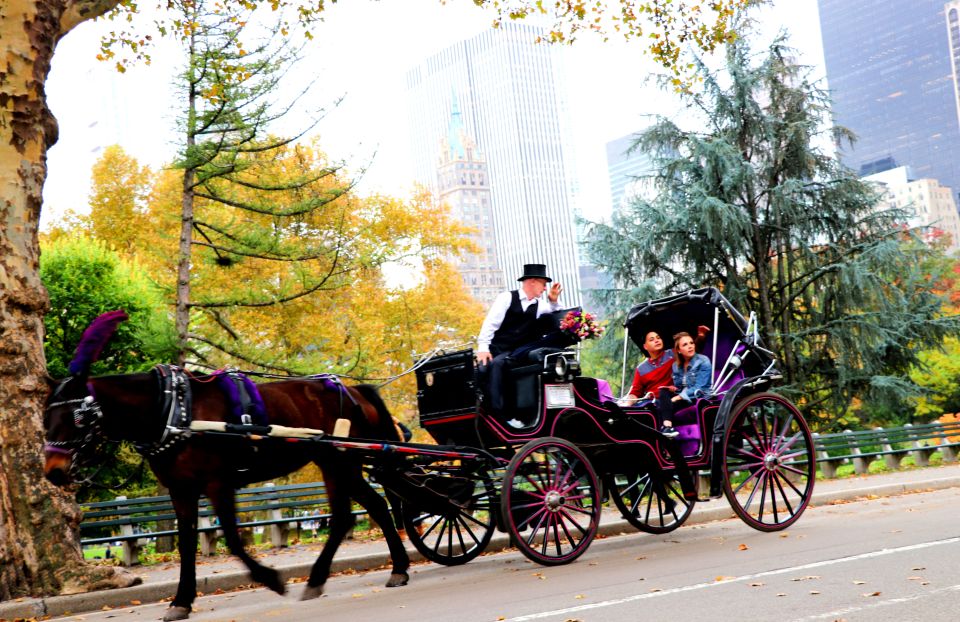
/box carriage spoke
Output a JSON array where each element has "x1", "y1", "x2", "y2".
[
  {"x1": 455, "y1": 515, "x2": 483, "y2": 546},
  {"x1": 771, "y1": 471, "x2": 797, "y2": 518},
  {"x1": 629, "y1": 475, "x2": 653, "y2": 516},
  {"x1": 733, "y1": 466, "x2": 763, "y2": 501}
]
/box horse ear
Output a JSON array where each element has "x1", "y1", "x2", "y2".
[{"x1": 68, "y1": 310, "x2": 129, "y2": 377}]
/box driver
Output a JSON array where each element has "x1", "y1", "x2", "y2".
[{"x1": 476, "y1": 263, "x2": 563, "y2": 421}]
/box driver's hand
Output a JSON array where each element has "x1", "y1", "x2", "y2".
[
  {"x1": 548, "y1": 282, "x2": 563, "y2": 303},
  {"x1": 476, "y1": 351, "x2": 493, "y2": 365}
]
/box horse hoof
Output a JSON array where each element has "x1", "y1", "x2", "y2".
[
  {"x1": 386, "y1": 572, "x2": 409, "y2": 588},
  {"x1": 301, "y1": 584, "x2": 324, "y2": 600},
  {"x1": 254, "y1": 568, "x2": 286, "y2": 596},
  {"x1": 163, "y1": 606, "x2": 191, "y2": 621}
]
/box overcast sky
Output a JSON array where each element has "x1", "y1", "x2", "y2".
[{"x1": 41, "y1": 0, "x2": 825, "y2": 230}]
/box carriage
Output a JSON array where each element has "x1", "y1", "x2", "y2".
[
  {"x1": 398, "y1": 287, "x2": 816, "y2": 566},
  {"x1": 42, "y1": 289, "x2": 815, "y2": 619}
]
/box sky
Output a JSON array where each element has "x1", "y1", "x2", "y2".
[{"x1": 41, "y1": 0, "x2": 826, "y2": 230}]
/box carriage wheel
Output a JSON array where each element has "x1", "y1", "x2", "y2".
[
  {"x1": 607, "y1": 470, "x2": 695, "y2": 534},
  {"x1": 501, "y1": 437, "x2": 601, "y2": 566},
  {"x1": 401, "y1": 467, "x2": 497, "y2": 566},
  {"x1": 722, "y1": 392, "x2": 816, "y2": 532}
]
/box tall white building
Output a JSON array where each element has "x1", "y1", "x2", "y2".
[
  {"x1": 865, "y1": 166, "x2": 960, "y2": 252},
  {"x1": 405, "y1": 23, "x2": 582, "y2": 306}
]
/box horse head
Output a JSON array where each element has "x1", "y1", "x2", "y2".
[{"x1": 43, "y1": 310, "x2": 128, "y2": 486}]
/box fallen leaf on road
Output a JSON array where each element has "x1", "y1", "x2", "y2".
[
  {"x1": 738, "y1": 543, "x2": 749, "y2": 551},
  {"x1": 921, "y1": 582, "x2": 930, "y2": 586},
  {"x1": 497, "y1": 617, "x2": 506, "y2": 621},
  {"x1": 908, "y1": 576, "x2": 924, "y2": 581},
  {"x1": 809, "y1": 590, "x2": 821, "y2": 595},
  {"x1": 715, "y1": 576, "x2": 736, "y2": 582},
  {"x1": 912, "y1": 566, "x2": 926, "y2": 571},
  {"x1": 748, "y1": 582, "x2": 764, "y2": 587},
  {"x1": 853, "y1": 580, "x2": 866, "y2": 585},
  {"x1": 779, "y1": 533, "x2": 790, "y2": 538},
  {"x1": 635, "y1": 556, "x2": 646, "y2": 560},
  {"x1": 649, "y1": 588, "x2": 662, "y2": 592},
  {"x1": 102, "y1": 606, "x2": 113, "y2": 611},
  {"x1": 792, "y1": 575, "x2": 820, "y2": 582},
  {"x1": 776, "y1": 593, "x2": 787, "y2": 597},
  {"x1": 575, "y1": 594, "x2": 585, "y2": 599},
  {"x1": 351, "y1": 593, "x2": 364, "y2": 598},
  {"x1": 863, "y1": 592, "x2": 881, "y2": 597}
]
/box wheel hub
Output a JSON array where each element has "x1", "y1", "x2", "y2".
[
  {"x1": 764, "y1": 453, "x2": 780, "y2": 470},
  {"x1": 545, "y1": 490, "x2": 564, "y2": 512}
]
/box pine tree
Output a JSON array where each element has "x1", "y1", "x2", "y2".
[{"x1": 586, "y1": 31, "x2": 960, "y2": 426}]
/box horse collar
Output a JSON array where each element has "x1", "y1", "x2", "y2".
[{"x1": 137, "y1": 365, "x2": 193, "y2": 457}]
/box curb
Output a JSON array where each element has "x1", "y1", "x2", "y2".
[{"x1": 3, "y1": 474, "x2": 958, "y2": 620}]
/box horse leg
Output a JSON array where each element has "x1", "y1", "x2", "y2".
[
  {"x1": 165, "y1": 490, "x2": 200, "y2": 621},
  {"x1": 206, "y1": 483, "x2": 285, "y2": 596},
  {"x1": 302, "y1": 467, "x2": 357, "y2": 600},
  {"x1": 349, "y1": 469, "x2": 410, "y2": 588}
]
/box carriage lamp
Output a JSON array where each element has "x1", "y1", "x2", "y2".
[{"x1": 554, "y1": 356, "x2": 568, "y2": 378}]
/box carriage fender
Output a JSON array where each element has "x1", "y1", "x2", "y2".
[{"x1": 708, "y1": 377, "x2": 768, "y2": 498}]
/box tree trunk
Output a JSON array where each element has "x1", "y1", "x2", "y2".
[{"x1": 0, "y1": 0, "x2": 137, "y2": 599}]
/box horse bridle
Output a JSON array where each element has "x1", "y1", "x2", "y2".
[{"x1": 43, "y1": 378, "x2": 115, "y2": 485}]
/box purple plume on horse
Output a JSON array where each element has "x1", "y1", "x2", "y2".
[{"x1": 68, "y1": 310, "x2": 129, "y2": 376}]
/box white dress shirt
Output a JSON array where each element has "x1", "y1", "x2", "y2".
[{"x1": 477, "y1": 290, "x2": 560, "y2": 354}]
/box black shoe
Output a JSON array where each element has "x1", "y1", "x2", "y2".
[{"x1": 660, "y1": 425, "x2": 679, "y2": 438}]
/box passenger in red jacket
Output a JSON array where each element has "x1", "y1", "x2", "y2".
[{"x1": 618, "y1": 325, "x2": 710, "y2": 407}]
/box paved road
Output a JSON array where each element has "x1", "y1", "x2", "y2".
[
  {"x1": 37, "y1": 486, "x2": 960, "y2": 622},
  {"x1": 12, "y1": 464, "x2": 960, "y2": 622}
]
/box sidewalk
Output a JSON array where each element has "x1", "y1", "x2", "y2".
[{"x1": 5, "y1": 462, "x2": 960, "y2": 621}]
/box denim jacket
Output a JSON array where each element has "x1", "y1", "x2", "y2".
[{"x1": 672, "y1": 353, "x2": 713, "y2": 402}]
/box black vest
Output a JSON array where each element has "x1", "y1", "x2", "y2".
[{"x1": 491, "y1": 290, "x2": 539, "y2": 353}]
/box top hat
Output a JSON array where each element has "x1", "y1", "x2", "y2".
[{"x1": 517, "y1": 263, "x2": 552, "y2": 282}]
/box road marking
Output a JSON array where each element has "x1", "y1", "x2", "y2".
[
  {"x1": 791, "y1": 583, "x2": 960, "y2": 621},
  {"x1": 505, "y1": 536, "x2": 960, "y2": 621}
]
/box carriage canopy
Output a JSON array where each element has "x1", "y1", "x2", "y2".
[{"x1": 623, "y1": 287, "x2": 777, "y2": 385}]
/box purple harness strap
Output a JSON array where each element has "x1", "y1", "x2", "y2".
[{"x1": 214, "y1": 371, "x2": 268, "y2": 426}]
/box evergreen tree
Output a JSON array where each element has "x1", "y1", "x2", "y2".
[
  {"x1": 170, "y1": 1, "x2": 338, "y2": 368},
  {"x1": 586, "y1": 31, "x2": 960, "y2": 427}
]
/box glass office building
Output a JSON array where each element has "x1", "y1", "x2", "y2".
[
  {"x1": 818, "y1": 0, "x2": 960, "y2": 197},
  {"x1": 405, "y1": 23, "x2": 582, "y2": 305}
]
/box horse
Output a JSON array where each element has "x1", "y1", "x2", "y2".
[{"x1": 42, "y1": 311, "x2": 410, "y2": 621}]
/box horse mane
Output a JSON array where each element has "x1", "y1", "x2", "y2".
[{"x1": 68, "y1": 310, "x2": 129, "y2": 376}]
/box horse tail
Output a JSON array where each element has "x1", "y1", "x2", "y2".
[
  {"x1": 352, "y1": 384, "x2": 406, "y2": 443},
  {"x1": 352, "y1": 384, "x2": 410, "y2": 531}
]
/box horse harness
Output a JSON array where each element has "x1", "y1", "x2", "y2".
[
  {"x1": 137, "y1": 364, "x2": 193, "y2": 458},
  {"x1": 48, "y1": 365, "x2": 367, "y2": 461}
]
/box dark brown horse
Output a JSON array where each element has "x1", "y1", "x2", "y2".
[{"x1": 42, "y1": 312, "x2": 409, "y2": 621}]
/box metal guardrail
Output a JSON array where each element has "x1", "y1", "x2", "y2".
[{"x1": 812, "y1": 420, "x2": 960, "y2": 478}]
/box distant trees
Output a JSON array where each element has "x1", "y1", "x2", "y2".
[{"x1": 586, "y1": 32, "x2": 960, "y2": 427}]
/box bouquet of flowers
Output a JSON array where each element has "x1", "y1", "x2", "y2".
[{"x1": 559, "y1": 309, "x2": 605, "y2": 341}]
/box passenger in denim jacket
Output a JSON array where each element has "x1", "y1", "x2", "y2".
[
  {"x1": 672, "y1": 352, "x2": 712, "y2": 402},
  {"x1": 655, "y1": 331, "x2": 713, "y2": 438}
]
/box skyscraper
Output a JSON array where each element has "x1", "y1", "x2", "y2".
[
  {"x1": 405, "y1": 23, "x2": 582, "y2": 305},
  {"x1": 436, "y1": 94, "x2": 503, "y2": 307},
  {"x1": 818, "y1": 0, "x2": 960, "y2": 197},
  {"x1": 605, "y1": 132, "x2": 656, "y2": 213}
]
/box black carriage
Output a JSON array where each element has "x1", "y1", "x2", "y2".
[{"x1": 403, "y1": 287, "x2": 816, "y2": 567}]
